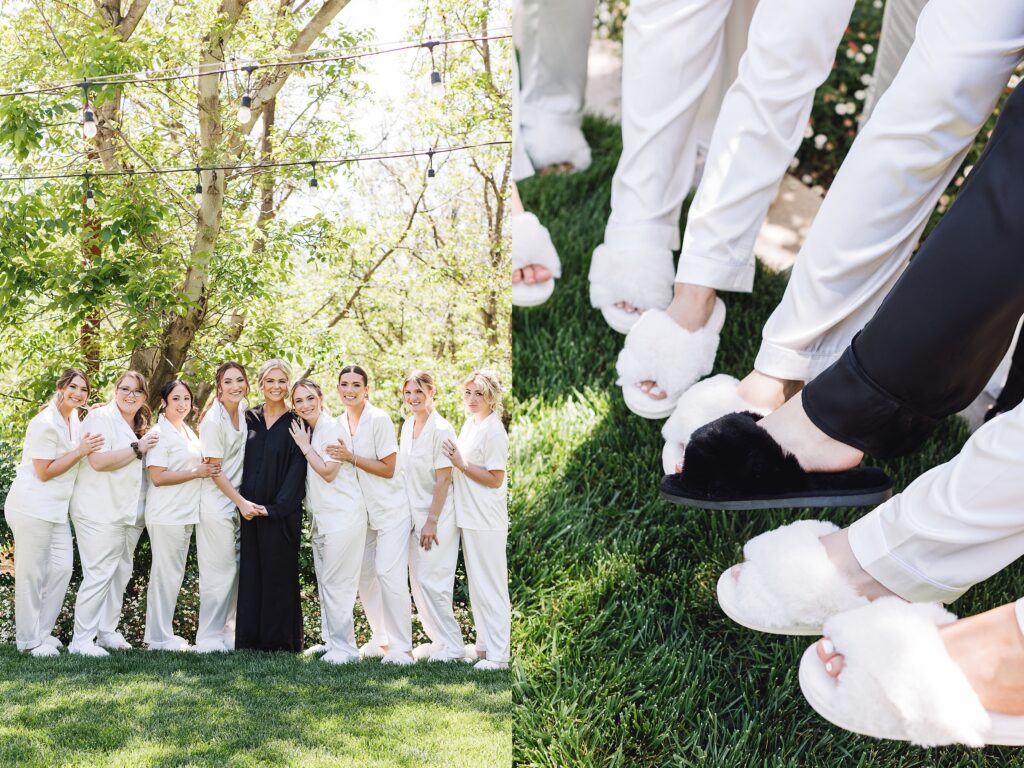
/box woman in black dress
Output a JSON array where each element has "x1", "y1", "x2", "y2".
[{"x1": 236, "y1": 358, "x2": 307, "y2": 652}]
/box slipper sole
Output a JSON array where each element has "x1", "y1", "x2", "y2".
[
  {"x1": 622, "y1": 384, "x2": 677, "y2": 420},
  {"x1": 715, "y1": 571, "x2": 824, "y2": 636},
  {"x1": 659, "y1": 484, "x2": 893, "y2": 510},
  {"x1": 512, "y1": 279, "x2": 555, "y2": 308},
  {"x1": 601, "y1": 305, "x2": 642, "y2": 335}
]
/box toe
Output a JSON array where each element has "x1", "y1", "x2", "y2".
[
  {"x1": 533, "y1": 265, "x2": 552, "y2": 282},
  {"x1": 816, "y1": 637, "x2": 845, "y2": 677},
  {"x1": 522, "y1": 266, "x2": 536, "y2": 284},
  {"x1": 639, "y1": 380, "x2": 654, "y2": 393},
  {"x1": 647, "y1": 386, "x2": 667, "y2": 401},
  {"x1": 512, "y1": 269, "x2": 522, "y2": 284},
  {"x1": 674, "y1": 462, "x2": 683, "y2": 473},
  {"x1": 730, "y1": 565, "x2": 742, "y2": 579}
]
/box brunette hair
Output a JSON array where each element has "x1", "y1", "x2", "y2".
[
  {"x1": 338, "y1": 364, "x2": 369, "y2": 387},
  {"x1": 199, "y1": 361, "x2": 250, "y2": 422},
  {"x1": 115, "y1": 370, "x2": 152, "y2": 437},
  {"x1": 462, "y1": 369, "x2": 504, "y2": 416},
  {"x1": 158, "y1": 379, "x2": 195, "y2": 417},
  {"x1": 46, "y1": 367, "x2": 91, "y2": 413}
]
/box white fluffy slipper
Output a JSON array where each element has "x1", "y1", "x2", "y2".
[
  {"x1": 512, "y1": 212, "x2": 562, "y2": 307},
  {"x1": 589, "y1": 244, "x2": 674, "y2": 334},
  {"x1": 717, "y1": 520, "x2": 869, "y2": 636},
  {"x1": 799, "y1": 598, "x2": 1024, "y2": 747},
  {"x1": 660, "y1": 374, "x2": 769, "y2": 474},
  {"x1": 521, "y1": 121, "x2": 592, "y2": 173},
  {"x1": 616, "y1": 300, "x2": 726, "y2": 420}
]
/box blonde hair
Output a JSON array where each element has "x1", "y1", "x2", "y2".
[
  {"x1": 462, "y1": 369, "x2": 504, "y2": 415},
  {"x1": 257, "y1": 359, "x2": 292, "y2": 386},
  {"x1": 402, "y1": 370, "x2": 436, "y2": 394},
  {"x1": 290, "y1": 378, "x2": 326, "y2": 416}
]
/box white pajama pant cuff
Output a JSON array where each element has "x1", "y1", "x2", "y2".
[
  {"x1": 359, "y1": 519, "x2": 414, "y2": 653},
  {"x1": 848, "y1": 505, "x2": 967, "y2": 604},
  {"x1": 144, "y1": 523, "x2": 194, "y2": 647},
  {"x1": 7, "y1": 511, "x2": 73, "y2": 651},
  {"x1": 195, "y1": 513, "x2": 239, "y2": 646},
  {"x1": 753, "y1": 340, "x2": 843, "y2": 383},
  {"x1": 461, "y1": 528, "x2": 511, "y2": 664},
  {"x1": 675, "y1": 250, "x2": 756, "y2": 293},
  {"x1": 313, "y1": 522, "x2": 366, "y2": 658},
  {"x1": 410, "y1": 509, "x2": 463, "y2": 656},
  {"x1": 603, "y1": 223, "x2": 682, "y2": 254}
]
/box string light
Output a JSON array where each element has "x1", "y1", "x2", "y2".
[
  {"x1": 238, "y1": 65, "x2": 256, "y2": 123},
  {"x1": 427, "y1": 149, "x2": 435, "y2": 178},
  {"x1": 0, "y1": 32, "x2": 510, "y2": 99},
  {"x1": 309, "y1": 161, "x2": 319, "y2": 193},
  {"x1": 81, "y1": 83, "x2": 97, "y2": 139},
  {"x1": 83, "y1": 174, "x2": 95, "y2": 209},
  {"x1": 0, "y1": 142, "x2": 510, "y2": 183},
  {"x1": 422, "y1": 41, "x2": 444, "y2": 101},
  {"x1": 193, "y1": 167, "x2": 203, "y2": 207}
]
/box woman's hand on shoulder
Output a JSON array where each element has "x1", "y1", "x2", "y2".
[
  {"x1": 77, "y1": 431, "x2": 105, "y2": 458},
  {"x1": 139, "y1": 429, "x2": 160, "y2": 453},
  {"x1": 288, "y1": 420, "x2": 312, "y2": 453}
]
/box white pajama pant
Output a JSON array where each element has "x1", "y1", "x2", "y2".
[
  {"x1": 461, "y1": 528, "x2": 511, "y2": 664},
  {"x1": 5, "y1": 510, "x2": 73, "y2": 651},
  {"x1": 515, "y1": 0, "x2": 594, "y2": 172},
  {"x1": 849, "y1": 399, "x2": 1024, "y2": 605},
  {"x1": 409, "y1": 508, "x2": 464, "y2": 657},
  {"x1": 97, "y1": 519, "x2": 143, "y2": 636},
  {"x1": 144, "y1": 523, "x2": 193, "y2": 647},
  {"x1": 312, "y1": 521, "x2": 366, "y2": 658},
  {"x1": 605, "y1": 0, "x2": 757, "y2": 253},
  {"x1": 71, "y1": 517, "x2": 142, "y2": 647},
  {"x1": 195, "y1": 513, "x2": 239, "y2": 647},
  {"x1": 358, "y1": 519, "x2": 413, "y2": 653},
  {"x1": 756, "y1": 0, "x2": 1024, "y2": 381},
  {"x1": 859, "y1": 0, "x2": 929, "y2": 126}
]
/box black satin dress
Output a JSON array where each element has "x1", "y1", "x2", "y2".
[{"x1": 236, "y1": 405, "x2": 307, "y2": 652}]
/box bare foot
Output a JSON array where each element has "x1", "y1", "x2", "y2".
[
  {"x1": 730, "y1": 526, "x2": 894, "y2": 600},
  {"x1": 636, "y1": 283, "x2": 718, "y2": 402},
  {"x1": 757, "y1": 392, "x2": 863, "y2": 472},
  {"x1": 538, "y1": 161, "x2": 575, "y2": 176},
  {"x1": 735, "y1": 370, "x2": 803, "y2": 413},
  {"x1": 513, "y1": 265, "x2": 554, "y2": 285},
  {"x1": 817, "y1": 602, "x2": 1024, "y2": 715}
]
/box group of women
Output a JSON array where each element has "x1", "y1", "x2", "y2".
[{"x1": 3, "y1": 360, "x2": 510, "y2": 671}]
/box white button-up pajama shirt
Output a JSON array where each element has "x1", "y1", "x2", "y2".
[
  {"x1": 400, "y1": 411, "x2": 464, "y2": 659},
  {"x1": 69, "y1": 402, "x2": 147, "y2": 650},
  {"x1": 4, "y1": 402, "x2": 82, "y2": 650},
  {"x1": 305, "y1": 414, "x2": 367, "y2": 659},
  {"x1": 195, "y1": 400, "x2": 247, "y2": 649},
  {"x1": 143, "y1": 415, "x2": 203, "y2": 649},
  {"x1": 453, "y1": 413, "x2": 511, "y2": 664}
]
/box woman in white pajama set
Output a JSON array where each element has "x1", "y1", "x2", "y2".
[
  {"x1": 195, "y1": 362, "x2": 252, "y2": 653},
  {"x1": 443, "y1": 370, "x2": 510, "y2": 671},
  {"x1": 400, "y1": 371, "x2": 465, "y2": 663},
  {"x1": 69, "y1": 370, "x2": 159, "y2": 657},
  {"x1": 289, "y1": 379, "x2": 367, "y2": 665},
  {"x1": 4, "y1": 368, "x2": 102, "y2": 656},
  {"x1": 326, "y1": 365, "x2": 413, "y2": 666},
  {"x1": 143, "y1": 380, "x2": 219, "y2": 651}
]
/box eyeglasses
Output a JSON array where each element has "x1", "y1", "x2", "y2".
[{"x1": 116, "y1": 387, "x2": 145, "y2": 398}]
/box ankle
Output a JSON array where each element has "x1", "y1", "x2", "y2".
[
  {"x1": 735, "y1": 371, "x2": 800, "y2": 412},
  {"x1": 821, "y1": 528, "x2": 893, "y2": 601},
  {"x1": 666, "y1": 283, "x2": 716, "y2": 332}
]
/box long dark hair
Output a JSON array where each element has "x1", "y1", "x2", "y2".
[
  {"x1": 158, "y1": 379, "x2": 195, "y2": 418},
  {"x1": 115, "y1": 370, "x2": 152, "y2": 437},
  {"x1": 199, "y1": 361, "x2": 249, "y2": 422},
  {"x1": 338, "y1": 364, "x2": 369, "y2": 386}
]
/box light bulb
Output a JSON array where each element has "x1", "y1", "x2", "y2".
[
  {"x1": 237, "y1": 95, "x2": 252, "y2": 123},
  {"x1": 83, "y1": 108, "x2": 97, "y2": 138},
  {"x1": 194, "y1": 182, "x2": 203, "y2": 207},
  {"x1": 430, "y1": 71, "x2": 444, "y2": 101},
  {"x1": 85, "y1": 191, "x2": 95, "y2": 209},
  {"x1": 428, "y1": 168, "x2": 435, "y2": 178},
  {"x1": 309, "y1": 177, "x2": 318, "y2": 194}
]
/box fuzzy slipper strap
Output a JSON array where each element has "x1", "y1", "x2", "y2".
[
  {"x1": 661, "y1": 374, "x2": 756, "y2": 445},
  {"x1": 511, "y1": 213, "x2": 561, "y2": 276},
  {"x1": 588, "y1": 244, "x2": 675, "y2": 312},
  {"x1": 818, "y1": 598, "x2": 990, "y2": 747}
]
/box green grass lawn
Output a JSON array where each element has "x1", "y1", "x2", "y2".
[
  {"x1": 0, "y1": 648, "x2": 510, "y2": 767},
  {"x1": 510, "y1": 116, "x2": 1024, "y2": 767}
]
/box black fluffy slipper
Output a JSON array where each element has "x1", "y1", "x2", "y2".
[{"x1": 660, "y1": 411, "x2": 894, "y2": 510}]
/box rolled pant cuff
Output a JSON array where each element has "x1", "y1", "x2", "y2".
[
  {"x1": 603, "y1": 223, "x2": 680, "y2": 253},
  {"x1": 802, "y1": 345, "x2": 938, "y2": 459},
  {"x1": 675, "y1": 251, "x2": 755, "y2": 293},
  {"x1": 848, "y1": 508, "x2": 967, "y2": 604},
  {"x1": 753, "y1": 340, "x2": 842, "y2": 382}
]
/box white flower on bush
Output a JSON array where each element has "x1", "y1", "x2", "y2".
[
  {"x1": 803, "y1": 123, "x2": 814, "y2": 139},
  {"x1": 801, "y1": 174, "x2": 813, "y2": 185},
  {"x1": 854, "y1": 89, "x2": 866, "y2": 100},
  {"x1": 855, "y1": 52, "x2": 867, "y2": 64},
  {"x1": 863, "y1": 44, "x2": 874, "y2": 55},
  {"x1": 861, "y1": 74, "x2": 875, "y2": 86},
  {"x1": 813, "y1": 134, "x2": 827, "y2": 149},
  {"x1": 789, "y1": 157, "x2": 800, "y2": 171}
]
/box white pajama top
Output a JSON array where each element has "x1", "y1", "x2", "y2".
[
  {"x1": 145, "y1": 414, "x2": 203, "y2": 526},
  {"x1": 70, "y1": 401, "x2": 146, "y2": 527},
  {"x1": 303, "y1": 413, "x2": 366, "y2": 534},
  {"x1": 398, "y1": 410, "x2": 455, "y2": 526},
  {"x1": 452, "y1": 412, "x2": 509, "y2": 531},
  {"x1": 4, "y1": 401, "x2": 82, "y2": 523},
  {"x1": 337, "y1": 402, "x2": 405, "y2": 530},
  {"x1": 198, "y1": 399, "x2": 248, "y2": 518}
]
